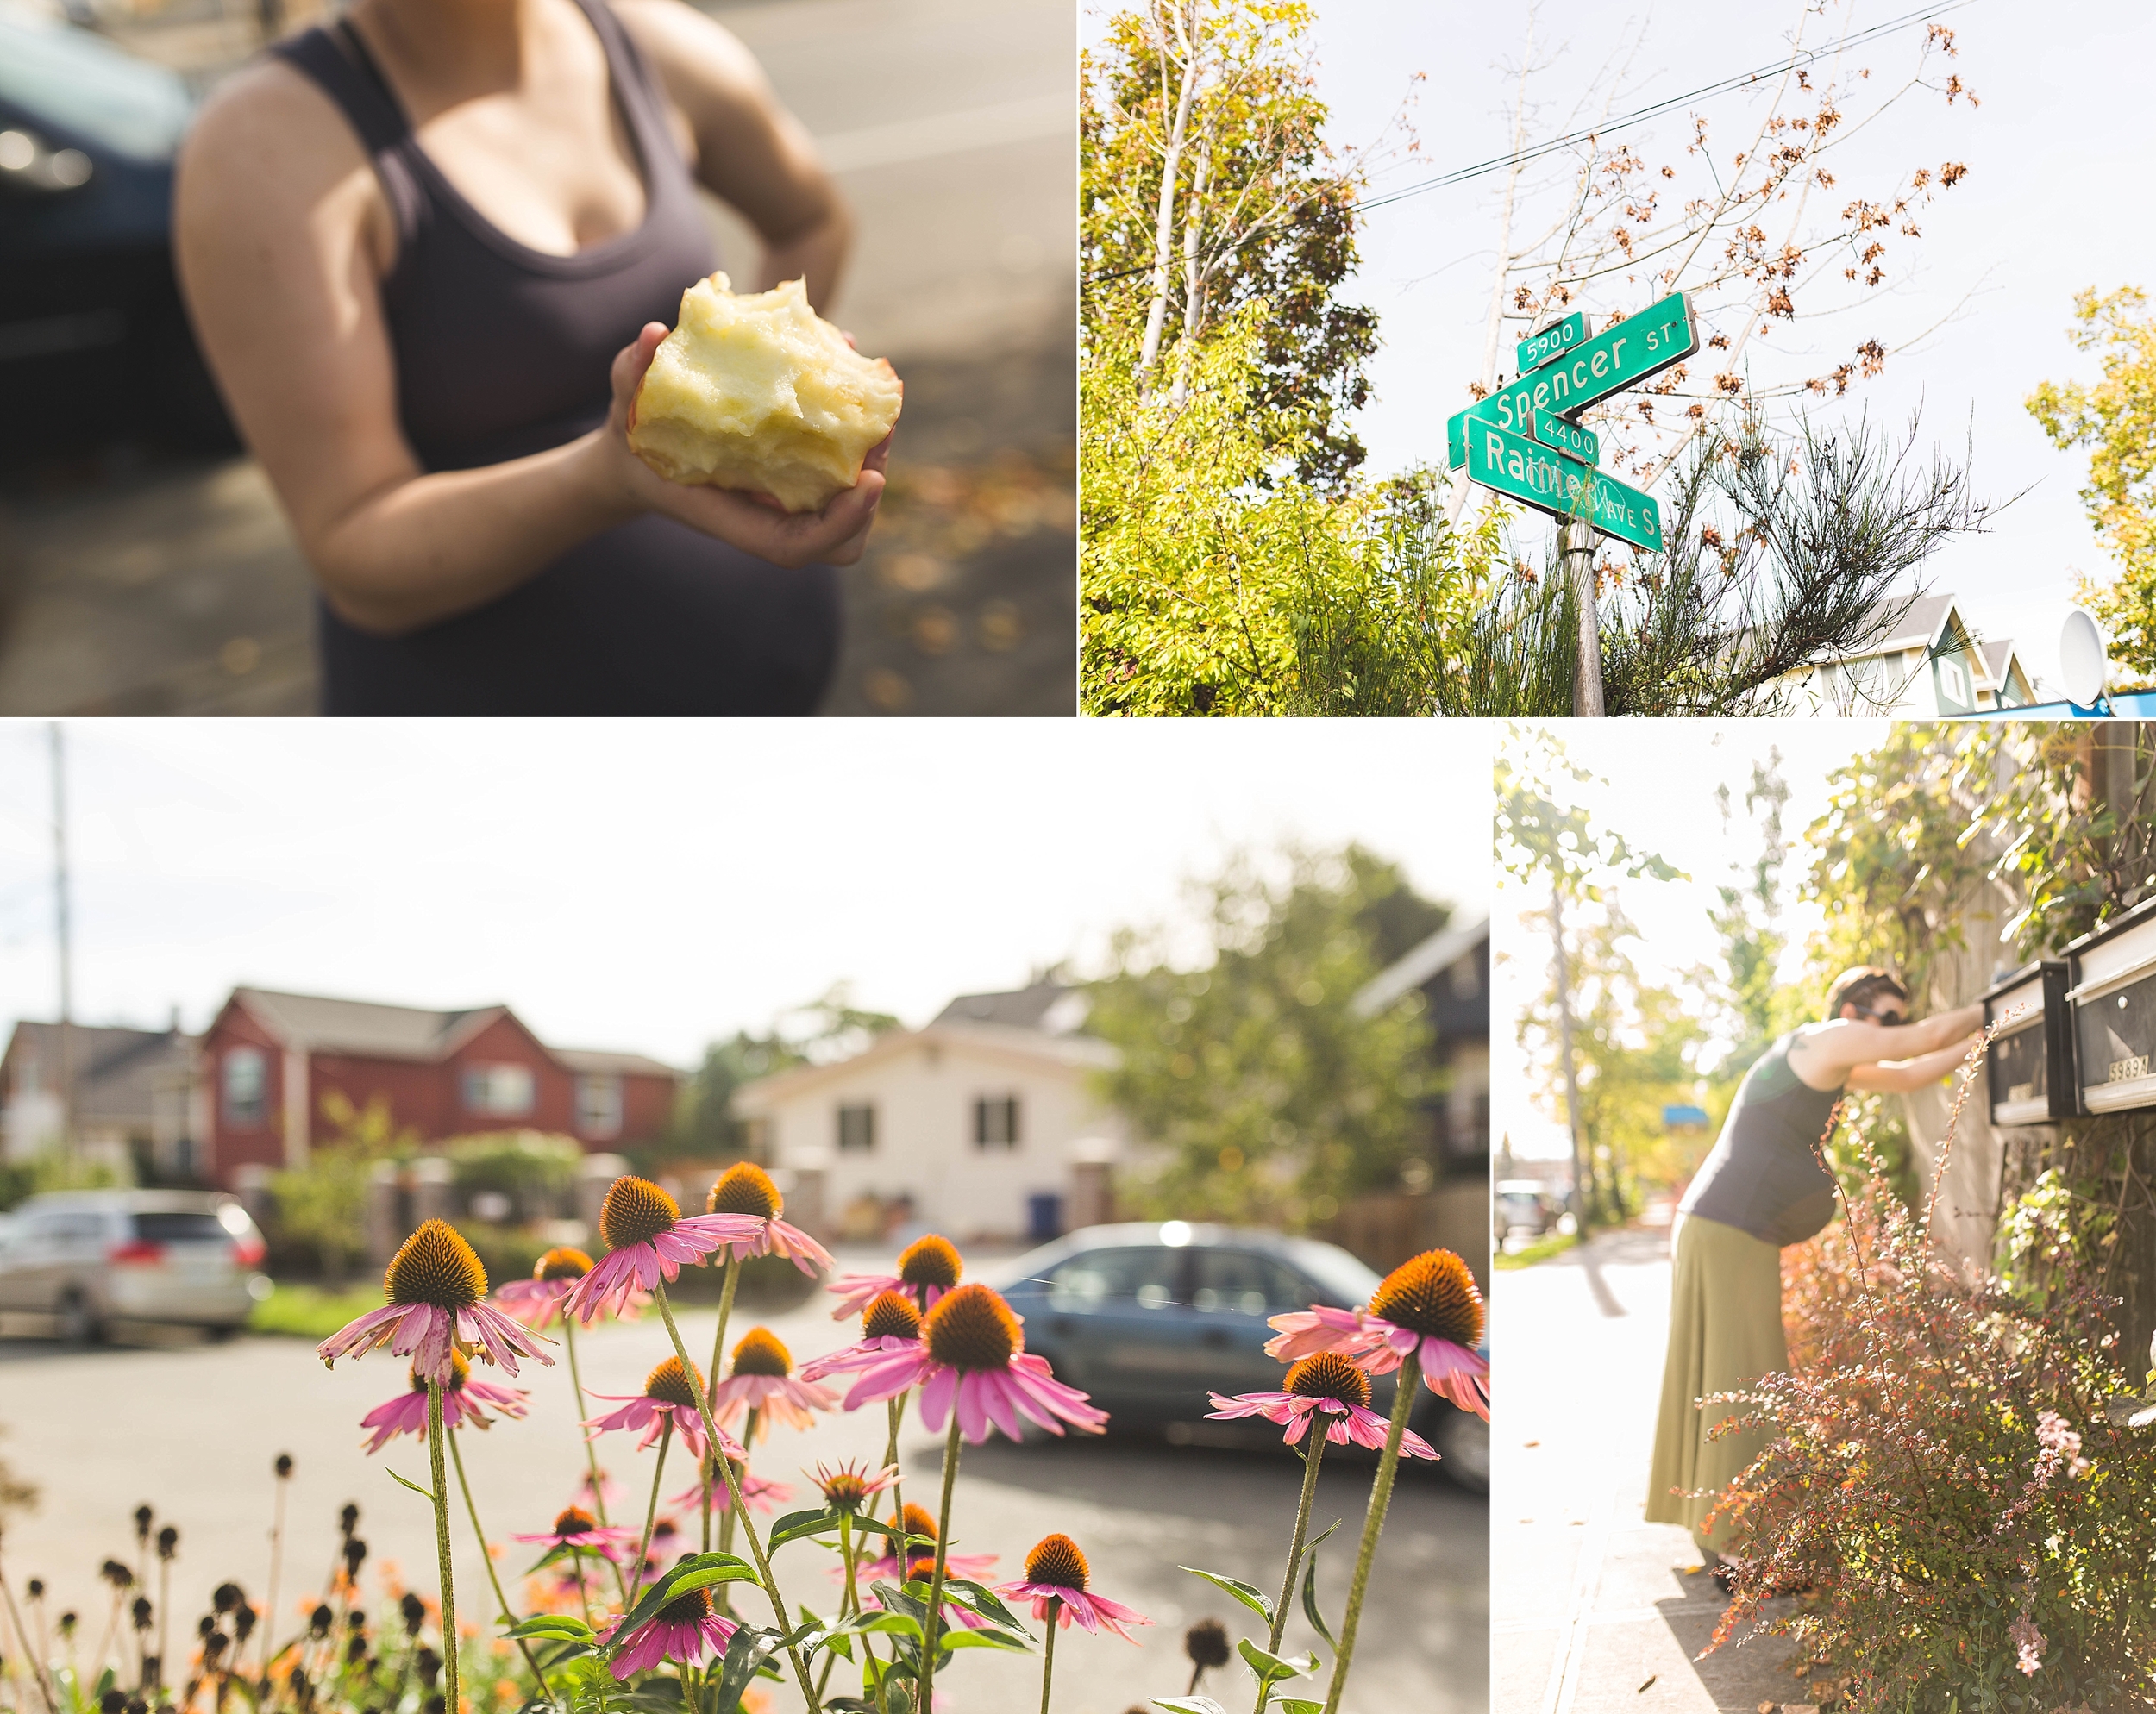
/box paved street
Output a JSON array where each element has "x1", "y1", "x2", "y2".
[
  {"x1": 0, "y1": 1252, "x2": 1482, "y2": 1714},
  {"x1": 1493, "y1": 1226, "x2": 1804, "y2": 1714},
  {"x1": 0, "y1": 0, "x2": 1074, "y2": 716}
]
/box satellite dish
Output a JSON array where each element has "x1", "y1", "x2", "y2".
[{"x1": 2059, "y1": 609, "x2": 2109, "y2": 707}]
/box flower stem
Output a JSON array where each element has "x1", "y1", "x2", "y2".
[
  {"x1": 1319, "y1": 1353, "x2": 1420, "y2": 1714},
  {"x1": 425, "y1": 1380, "x2": 461, "y2": 1714},
  {"x1": 447, "y1": 1427, "x2": 548, "y2": 1695},
  {"x1": 705, "y1": 1254, "x2": 743, "y2": 1418},
  {"x1": 634, "y1": 1422, "x2": 674, "y2": 1594},
  {"x1": 1261, "y1": 1428, "x2": 1328, "y2": 1685},
  {"x1": 916, "y1": 1413, "x2": 964, "y2": 1712},
  {"x1": 882, "y1": 1394, "x2": 906, "y2": 1530},
  {"x1": 564, "y1": 1317, "x2": 631, "y2": 1605},
  {"x1": 1037, "y1": 1598, "x2": 1059, "y2": 1714},
  {"x1": 651, "y1": 1282, "x2": 821, "y2": 1714}
]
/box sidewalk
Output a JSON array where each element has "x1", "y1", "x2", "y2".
[{"x1": 1493, "y1": 1226, "x2": 1812, "y2": 1713}]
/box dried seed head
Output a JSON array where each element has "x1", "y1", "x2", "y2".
[
  {"x1": 642, "y1": 1355, "x2": 705, "y2": 1407},
  {"x1": 1286, "y1": 1352, "x2": 1372, "y2": 1409},
  {"x1": 383, "y1": 1220, "x2": 486, "y2": 1310},
  {"x1": 654, "y1": 1586, "x2": 711, "y2": 1628},
  {"x1": 921, "y1": 1283, "x2": 1020, "y2": 1372},
  {"x1": 274, "y1": 1454, "x2": 293, "y2": 1479},
  {"x1": 534, "y1": 1248, "x2": 593, "y2": 1283},
  {"x1": 706, "y1": 1162, "x2": 781, "y2": 1220},
  {"x1": 897, "y1": 1234, "x2": 962, "y2": 1289},
  {"x1": 598, "y1": 1177, "x2": 680, "y2": 1251},
  {"x1": 1185, "y1": 1617, "x2": 1232, "y2": 1670},
  {"x1": 1369, "y1": 1248, "x2": 1484, "y2": 1348},
  {"x1": 1023, "y1": 1533, "x2": 1088, "y2": 1592},
  {"x1": 862, "y1": 1291, "x2": 923, "y2": 1341},
  {"x1": 729, "y1": 1327, "x2": 792, "y2": 1378}
]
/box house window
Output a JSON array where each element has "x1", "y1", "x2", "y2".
[
  {"x1": 223, "y1": 1048, "x2": 266, "y2": 1127},
  {"x1": 462, "y1": 1063, "x2": 535, "y2": 1117},
  {"x1": 975, "y1": 1095, "x2": 1020, "y2": 1149},
  {"x1": 837, "y1": 1103, "x2": 875, "y2": 1153},
  {"x1": 576, "y1": 1074, "x2": 623, "y2": 1138}
]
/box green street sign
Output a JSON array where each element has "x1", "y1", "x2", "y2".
[
  {"x1": 1480, "y1": 291, "x2": 1698, "y2": 435},
  {"x1": 1460, "y1": 418, "x2": 1665, "y2": 553},
  {"x1": 1518, "y1": 313, "x2": 1588, "y2": 373},
  {"x1": 1532, "y1": 409, "x2": 1597, "y2": 464}
]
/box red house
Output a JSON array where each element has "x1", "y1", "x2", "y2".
[{"x1": 199, "y1": 987, "x2": 679, "y2": 1184}]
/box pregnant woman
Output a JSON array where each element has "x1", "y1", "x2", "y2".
[
  {"x1": 1645, "y1": 966, "x2": 1984, "y2": 1581},
  {"x1": 174, "y1": 0, "x2": 887, "y2": 713}
]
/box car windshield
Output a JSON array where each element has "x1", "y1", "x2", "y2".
[
  {"x1": 134, "y1": 1211, "x2": 229, "y2": 1244},
  {"x1": 0, "y1": 13, "x2": 193, "y2": 161},
  {"x1": 1190, "y1": 1248, "x2": 1312, "y2": 1315}
]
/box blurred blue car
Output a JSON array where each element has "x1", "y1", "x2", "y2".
[
  {"x1": 0, "y1": 6, "x2": 234, "y2": 460},
  {"x1": 993, "y1": 1222, "x2": 1489, "y2": 1493}
]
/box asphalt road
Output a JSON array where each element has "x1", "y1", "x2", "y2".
[
  {"x1": 0, "y1": 1278, "x2": 1485, "y2": 1714},
  {"x1": 1491, "y1": 1224, "x2": 1804, "y2": 1714},
  {"x1": 0, "y1": 0, "x2": 1074, "y2": 716}
]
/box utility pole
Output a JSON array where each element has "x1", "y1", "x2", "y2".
[
  {"x1": 50, "y1": 722, "x2": 74, "y2": 1162},
  {"x1": 1566, "y1": 517, "x2": 1605, "y2": 717},
  {"x1": 1549, "y1": 883, "x2": 1592, "y2": 1229}
]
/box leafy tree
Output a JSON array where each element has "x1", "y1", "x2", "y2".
[
  {"x1": 1083, "y1": 0, "x2": 1386, "y2": 485},
  {"x1": 1705, "y1": 749, "x2": 1796, "y2": 1068},
  {"x1": 2027, "y1": 285, "x2": 2156, "y2": 683},
  {"x1": 671, "y1": 985, "x2": 899, "y2": 1160},
  {"x1": 270, "y1": 1092, "x2": 417, "y2": 1288},
  {"x1": 1087, "y1": 846, "x2": 1441, "y2": 1227}
]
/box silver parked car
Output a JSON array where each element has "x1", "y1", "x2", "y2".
[{"x1": 0, "y1": 1190, "x2": 269, "y2": 1342}]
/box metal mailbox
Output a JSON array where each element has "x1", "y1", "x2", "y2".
[
  {"x1": 2065, "y1": 897, "x2": 2156, "y2": 1117},
  {"x1": 1979, "y1": 960, "x2": 2074, "y2": 1126}
]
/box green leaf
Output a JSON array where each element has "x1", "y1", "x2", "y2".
[
  {"x1": 605, "y1": 1553, "x2": 759, "y2": 1649},
  {"x1": 520, "y1": 1539, "x2": 614, "y2": 1577},
  {"x1": 1299, "y1": 1524, "x2": 1340, "y2": 1649},
  {"x1": 937, "y1": 1627, "x2": 1033, "y2": 1653},
  {"x1": 938, "y1": 1579, "x2": 1033, "y2": 1638},
  {"x1": 708, "y1": 1624, "x2": 784, "y2": 1714},
  {"x1": 505, "y1": 1617, "x2": 596, "y2": 1642},
  {"x1": 387, "y1": 1468, "x2": 436, "y2": 1503},
  {"x1": 1151, "y1": 1699, "x2": 1229, "y2": 1714},
  {"x1": 1180, "y1": 1565, "x2": 1274, "y2": 1621},
  {"x1": 662, "y1": 1563, "x2": 763, "y2": 1596},
  {"x1": 1272, "y1": 1701, "x2": 1325, "y2": 1713},
  {"x1": 765, "y1": 1508, "x2": 843, "y2": 1549},
  {"x1": 1238, "y1": 1638, "x2": 1316, "y2": 1688}
]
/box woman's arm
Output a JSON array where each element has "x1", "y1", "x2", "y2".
[
  {"x1": 1846, "y1": 1035, "x2": 1984, "y2": 1094},
  {"x1": 173, "y1": 64, "x2": 881, "y2": 637},
  {"x1": 1789, "y1": 1002, "x2": 1986, "y2": 1085},
  {"x1": 614, "y1": 0, "x2": 852, "y2": 309}
]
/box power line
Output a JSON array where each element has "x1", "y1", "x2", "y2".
[{"x1": 1082, "y1": 0, "x2": 1977, "y2": 287}]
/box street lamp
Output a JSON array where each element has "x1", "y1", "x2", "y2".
[
  {"x1": 2065, "y1": 898, "x2": 2156, "y2": 1117},
  {"x1": 1979, "y1": 961, "x2": 2074, "y2": 1127}
]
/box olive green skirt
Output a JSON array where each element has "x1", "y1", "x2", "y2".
[{"x1": 1644, "y1": 1212, "x2": 1788, "y2": 1557}]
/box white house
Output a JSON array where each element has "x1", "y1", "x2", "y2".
[
  {"x1": 732, "y1": 979, "x2": 1125, "y2": 1243},
  {"x1": 1783, "y1": 593, "x2": 2038, "y2": 716}
]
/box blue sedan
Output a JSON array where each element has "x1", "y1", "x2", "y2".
[{"x1": 991, "y1": 1221, "x2": 1488, "y2": 1492}]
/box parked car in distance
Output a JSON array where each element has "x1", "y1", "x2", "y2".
[
  {"x1": 0, "y1": 1189, "x2": 269, "y2": 1342},
  {"x1": 1495, "y1": 1180, "x2": 1565, "y2": 1242},
  {"x1": 991, "y1": 1222, "x2": 1489, "y2": 1494}
]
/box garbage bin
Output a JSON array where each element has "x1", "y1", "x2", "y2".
[{"x1": 1026, "y1": 1193, "x2": 1063, "y2": 1242}]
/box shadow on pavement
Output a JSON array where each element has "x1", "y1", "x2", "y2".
[{"x1": 1657, "y1": 1568, "x2": 1802, "y2": 1709}]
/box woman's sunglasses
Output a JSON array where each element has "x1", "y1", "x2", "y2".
[{"x1": 1853, "y1": 1003, "x2": 1908, "y2": 1025}]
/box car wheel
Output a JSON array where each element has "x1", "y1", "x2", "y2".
[
  {"x1": 1433, "y1": 1406, "x2": 1490, "y2": 1495},
  {"x1": 55, "y1": 1291, "x2": 104, "y2": 1346},
  {"x1": 206, "y1": 1323, "x2": 243, "y2": 1344}
]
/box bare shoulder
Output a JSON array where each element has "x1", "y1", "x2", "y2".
[
  {"x1": 179, "y1": 54, "x2": 369, "y2": 208},
  {"x1": 611, "y1": 0, "x2": 772, "y2": 100}
]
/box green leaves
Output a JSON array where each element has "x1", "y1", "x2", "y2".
[
  {"x1": 937, "y1": 1579, "x2": 1033, "y2": 1638},
  {"x1": 763, "y1": 1508, "x2": 928, "y2": 1553},
  {"x1": 1150, "y1": 1700, "x2": 1229, "y2": 1714},
  {"x1": 706, "y1": 1625, "x2": 785, "y2": 1714},
  {"x1": 1179, "y1": 1564, "x2": 1274, "y2": 1621},
  {"x1": 1238, "y1": 1638, "x2": 1317, "y2": 1695},
  {"x1": 1300, "y1": 1519, "x2": 1341, "y2": 1648},
  {"x1": 599, "y1": 1553, "x2": 761, "y2": 1659},
  {"x1": 387, "y1": 1468, "x2": 436, "y2": 1504}
]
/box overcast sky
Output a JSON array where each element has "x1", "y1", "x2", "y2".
[
  {"x1": 1085, "y1": 0, "x2": 2156, "y2": 697},
  {"x1": 0, "y1": 721, "x2": 1493, "y2": 1067}
]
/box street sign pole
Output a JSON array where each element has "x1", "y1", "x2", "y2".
[{"x1": 1565, "y1": 518, "x2": 1603, "y2": 717}]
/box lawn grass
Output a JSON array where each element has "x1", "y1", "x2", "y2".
[
  {"x1": 1494, "y1": 1230, "x2": 1578, "y2": 1270},
  {"x1": 250, "y1": 1282, "x2": 385, "y2": 1339}
]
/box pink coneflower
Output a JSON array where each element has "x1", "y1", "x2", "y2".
[
  {"x1": 561, "y1": 1178, "x2": 763, "y2": 1326},
  {"x1": 317, "y1": 1219, "x2": 555, "y2": 1383},
  {"x1": 799, "y1": 1291, "x2": 924, "y2": 1382},
  {"x1": 510, "y1": 1505, "x2": 637, "y2": 1556},
  {"x1": 827, "y1": 1233, "x2": 964, "y2": 1319},
  {"x1": 805, "y1": 1460, "x2": 899, "y2": 1516},
  {"x1": 494, "y1": 1248, "x2": 648, "y2": 1330},
  {"x1": 584, "y1": 1357, "x2": 742, "y2": 1462},
  {"x1": 711, "y1": 1328, "x2": 838, "y2": 1437},
  {"x1": 704, "y1": 1163, "x2": 836, "y2": 1275},
  {"x1": 998, "y1": 1534, "x2": 1152, "y2": 1642},
  {"x1": 598, "y1": 1585, "x2": 739, "y2": 1679},
  {"x1": 844, "y1": 1284, "x2": 1107, "y2": 1443},
  {"x1": 1263, "y1": 1248, "x2": 1489, "y2": 1419},
  {"x1": 357, "y1": 1353, "x2": 528, "y2": 1453},
  {"x1": 1206, "y1": 1353, "x2": 1439, "y2": 1456},
  {"x1": 668, "y1": 1467, "x2": 792, "y2": 1515}
]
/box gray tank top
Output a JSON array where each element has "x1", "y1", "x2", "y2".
[{"x1": 1678, "y1": 1032, "x2": 1843, "y2": 1246}]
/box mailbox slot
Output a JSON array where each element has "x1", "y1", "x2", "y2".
[
  {"x1": 1981, "y1": 961, "x2": 2074, "y2": 1126},
  {"x1": 2065, "y1": 898, "x2": 2156, "y2": 1117}
]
